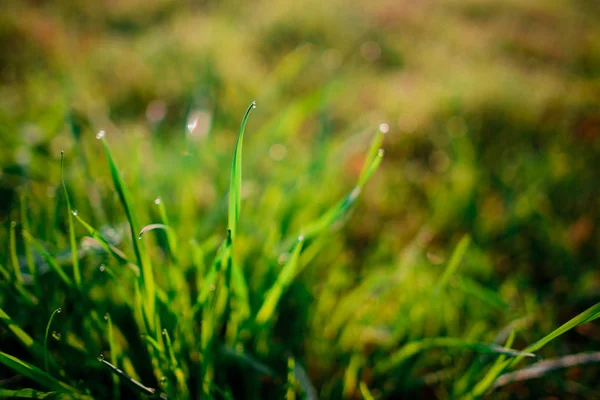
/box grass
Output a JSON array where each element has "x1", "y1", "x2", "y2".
[
  {"x1": 1, "y1": 0, "x2": 600, "y2": 398},
  {"x1": 1, "y1": 102, "x2": 599, "y2": 399}
]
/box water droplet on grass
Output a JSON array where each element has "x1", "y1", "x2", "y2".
[
  {"x1": 379, "y1": 123, "x2": 389, "y2": 134},
  {"x1": 160, "y1": 376, "x2": 167, "y2": 384},
  {"x1": 72, "y1": 210, "x2": 78, "y2": 216},
  {"x1": 98, "y1": 353, "x2": 104, "y2": 361},
  {"x1": 96, "y1": 130, "x2": 106, "y2": 140},
  {"x1": 162, "y1": 329, "x2": 167, "y2": 336},
  {"x1": 154, "y1": 197, "x2": 161, "y2": 205},
  {"x1": 99, "y1": 265, "x2": 106, "y2": 272},
  {"x1": 251, "y1": 101, "x2": 257, "y2": 109},
  {"x1": 57, "y1": 308, "x2": 62, "y2": 313},
  {"x1": 104, "y1": 314, "x2": 109, "y2": 321}
]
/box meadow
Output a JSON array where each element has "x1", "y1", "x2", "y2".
[{"x1": 1, "y1": 0, "x2": 600, "y2": 399}]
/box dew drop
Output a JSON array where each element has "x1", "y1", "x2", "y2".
[
  {"x1": 251, "y1": 101, "x2": 257, "y2": 109},
  {"x1": 72, "y1": 210, "x2": 78, "y2": 216},
  {"x1": 298, "y1": 235, "x2": 304, "y2": 242},
  {"x1": 160, "y1": 376, "x2": 167, "y2": 384},
  {"x1": 187, "y1": 118, "x2": 198, "y2": 133},
  {"x1": 96, "y1": 130, "x2": 106, "y2": 140},
  {"x1": 99, "y1": 265, "x2": 106, "y2": 272},
  {"x1": 98, "y1": 353, "x2": 104, "y2": 361},
  {"x1": 162, "y1": 329, "x2": 167, "y2": 336},
  {"x1": 379, "y1": 123, "x2": 389, "y2": 134},
  {"x1": 378, "y1": 148, "x2": 385, "y2": 157},
  {"x1": 57, "y1": 308, "x2": 62, "y2": 313},
  {"x1": 154, "y1": 197, "x2": 161, "y2": 205},
  {"x1": 104, "y1": 314, "x2": 109, "y2": 321}
]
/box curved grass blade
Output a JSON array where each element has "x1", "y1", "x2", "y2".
[
  {"x1": 228, "y1": 101, "x2": 256, "y2": 240},
  {"x1": 0, "y1": 351, "x2": 77, "y2": 393},
  {"x1": 294, "y1": 360, "x2": 318, "y2": 400},
  {"x1": 98, "y1": 132, "x2": 155, "y2": 329},
  {"x1": 256, "y1": 236, "x2": 304, "y2": 325},
  {"x1": 60, "y1": 151, "x2": 81, "y2": 287},
  {"x1": 44, "y1": 308, "x2": 61, "y2": 373},
  {"x1": 467, "y1": 301, "x2": 600, "y2": 399},
  {"x1": 21, "y1": 231, "x2": 72, "y2": 288},
  {"x1": 154, "y1": 198, "x2": 178, "y2": 261},
  {"x1": 138, "y1": 224, "x2": 175, "y2": 240},
  {"x1": 99, "y1": 357, "x2": 167, "y2": 400},
  {"x1": 375, "y1": 337, "x2": 539, "y2": 375}
]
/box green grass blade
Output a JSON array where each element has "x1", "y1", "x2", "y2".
[
  {"x1": 228, "y1": 101, "x2": 256, "y2": 240},
  {"x1": 0, "y1": 388, "x2": 61, "y2": 399},
  {"x1": 98, "y1": 131, "x2": 155, "y2": 330},
  {"x1": 60, "y1": 151, "x2": 81, "y2": 287},
  {"x1": 138, "y1": 223, "x2": 175, "y2": 240},
  {"x1": 99, "y1": 357, "x2": 167, "y2": 399},
  {"x1": 287, "y1": 357, "x2": 297, "y2": 400},
  {"x1": 22, "y1": 231, "x2": 72, "y2": 287},
  {"x1": 72, "y1": 213, "x2": 132, "y2": 267},
  {"x1": 436, "y1": 235, "x2": 471, "y2": 292},
  {"x1": 467, "y1": 301, "x2": 600, "y2": 398},
  {"x1": 9, "y1": 221, "x2": 22, "y2": 283},
  {"x1": 106, "y1": 313, "x2": 120, "y2": 400},
  {"x1": 301, "y1": 149, "x2": 384, "y2": 240},
  {"x1": 358, "y1": 124, "x2": 387, "y2": 187},
  {"x1": 375, "y1": 337, "x2": 538, "y2": 375},
  {"x1": 256, "y1": 236, "x2": 304, "y2": 325},
  {"x1": 359, "y1": 382, "x2": 375, "y2": 400},
  {"x1": 44, "y1": 308, "x2": 61, "y2": 373},
  {"x1": 0, "y1": 351, "x2": 76, "y2": 393},
  {"x1": 154, "y1": 198, "x2": 178, "y2": 261},
  {"x1": 20, "y1": 194, "x2": 36, "y2": 280}
]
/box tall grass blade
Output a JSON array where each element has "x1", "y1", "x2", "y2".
[
  {"x1": 228, "y1": 101, "x2": 256, "y2": 240},
  {"x1": 9, "y1": 221, "x2": 22, "y2": 284},
  {"x1": 20, "y1": 194, "x2": 36, "y2": 280},
  {"x1": 60, "y1": 151, "x2": 81, "y2": 287},
  {"x1": 98, "y1": 132, "x2": 155, "y2": 331}
]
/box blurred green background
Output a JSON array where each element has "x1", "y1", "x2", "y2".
[{"x1": 1, "y1": 0, "x2": 600, "y2": 398}]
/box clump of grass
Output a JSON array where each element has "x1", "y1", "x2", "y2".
[{"x1": 1, "y1": 103, "x2": 599, "y2": 400}]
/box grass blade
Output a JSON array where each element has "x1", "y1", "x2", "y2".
[
  {"x1": 22, "y1": 231, "x2": 72, "y2": 288},
  {"x1": 375, "y1": 337, "x2": 539, "y2": 375},
  {"x1": 467, "y1": 301, "x2": 600, "y2": 398},
  {"x1": 0, "y1": 351, "x2": 76, "y2": 393},
  {"x1": 9, "y1": 221, "x2": 22, "y2": 284},
  {"x1": 228, "y1": 101, "x2": 256, "y2": 240},
  {"x1": 60, "y1": 151, "x2": 81, "y2": 287},
  {"x1": 0, "y1": 388, "x2": 61, "y2": 399},
  {"x1": 99, "y1": 357, "x2": 167, "y2": 399},
  {"x1": 98, "y1": 131, "x2": 156, "y2": 331},
  {"x1": 20, "y1": 194, "x2": 36, "y2": 280},
  {"x1": 44, "y1": 308, "x2": 62, "y2": 373},
  {"x1": 436, "y1": 235, "x2": 471, "y2": 292},
  {"x1": 256, "y1": 236, "x2": 304, "y2": 325}
]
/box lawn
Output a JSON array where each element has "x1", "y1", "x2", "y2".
[{"x1": 1, "y1": 0, "x2": 600, "y2": 398}]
